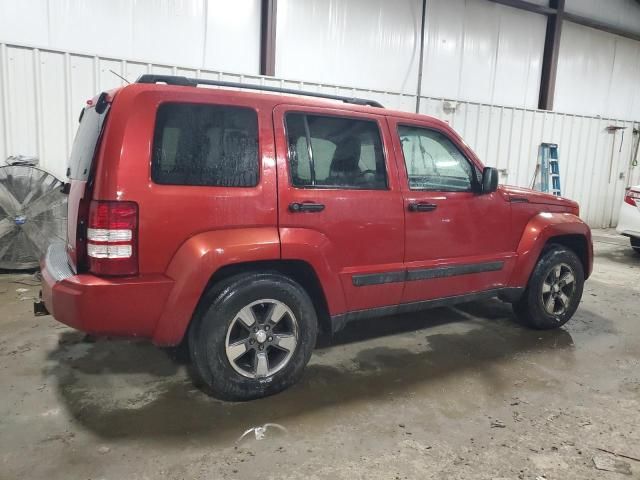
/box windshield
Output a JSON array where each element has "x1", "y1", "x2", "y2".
[{"x1": 67, "y1": 105, "x2": 109, "y2": 180}]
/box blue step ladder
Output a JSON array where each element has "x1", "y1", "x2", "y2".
[{"x1": 535, "y1": 143, "x2": 561, "y2": 196}]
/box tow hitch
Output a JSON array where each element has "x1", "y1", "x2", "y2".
[{"x1": 33, "y1": 291, "x2": 49, "y2": 316}]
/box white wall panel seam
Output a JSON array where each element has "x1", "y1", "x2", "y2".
[
  {"x1": 583, "y1": 119, "x2": 601, "y2": 224},
  {"x1": 63, "y1": 52, "x2": 71, "y2": 159},
  {"x1": 490, "y1": 11, "x2": 502, "y2": 105},
  {"x1": 0, "y1": 43, "x2": 11, "y2": 161},
  {"x1": 33, "y1": 48, "x2": 44, "y2": 163},
  {"x1": 202, "y1": 0, "x2": 209, "y2": 68},
  {"x1": 457, "y1": 1, "x2": 467, "y2": 102},
  {"x1": 92, "y1": 56, "x2": 98, "y2": 96},
  {"x1": 605, "y1": 41, "x2": 619, "y2": 110}
]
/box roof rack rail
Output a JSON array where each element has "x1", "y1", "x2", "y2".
[{"x1": 136, "y1": 74, "x2": 384, "y2": 108}]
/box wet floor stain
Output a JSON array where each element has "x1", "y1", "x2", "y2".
[{"x1": 40, "y1": 298, "x2": 594, "y2": 446}]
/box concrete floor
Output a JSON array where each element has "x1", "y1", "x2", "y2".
[{"x1": 1, "y1": 230, "x2": 639, "y2": 479}]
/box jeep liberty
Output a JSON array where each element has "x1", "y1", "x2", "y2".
[{"x1": 37, "y1": 75, "x2": 593, "y2": 400}]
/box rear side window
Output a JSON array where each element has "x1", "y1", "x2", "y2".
[
  {"x1": 152, "y1": 103, "x2": 259, "y2": 187},
  {"x1": 68, "y1": 106, "x2": 108, "y2": 180},
  {"x1": 285, "y1": 113, "x2": 387, "y2": 190}
]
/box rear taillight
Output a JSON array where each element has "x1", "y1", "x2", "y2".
[
  {"x1": 624, "y1": 189, "x2": 640, "y2": 207},
  {"x1": 87, "y1": 200, "x2": 138, "y2": 276}
]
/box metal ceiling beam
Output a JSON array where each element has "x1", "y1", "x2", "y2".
[
  {"x1": 538, "y1": 0, "x2": 564, "y2": 110},
  {"x1": 564, "y1": 11, "x2": 640, "y2": 42},
  {"x1": 260, "y1": 0, "x2": 277, "y2": 76},
  {"x1": 487, "y1": 0, "x2": 640, "y2": 41},
  {"x1": 415, "y1": 0, "x2": 428, "y2": 113},
  {"x1": 488, "y1": 0, "x2": 556, "y2": 16}
]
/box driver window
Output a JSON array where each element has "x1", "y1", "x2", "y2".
[{"x1": 398, "y1": 125, "x2": 474, "y2": 191}]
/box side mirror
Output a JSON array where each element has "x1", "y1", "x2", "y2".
[{"x1": 481, "y1": 167, "x2": 499, "y2": 194}]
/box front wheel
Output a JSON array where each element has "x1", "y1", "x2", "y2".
[
  {"x1": 631, "y1": 237, "x2": 640, "y2": 254},
  {"x1": 513, "y1": 245, "x2": 585, "y2": 329},
  {"x1": 189, "y1": 273, "x2": 318, "y2": 401}
]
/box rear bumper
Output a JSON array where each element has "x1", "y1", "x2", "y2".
[
  {"x1": 616, "y1": 202, "x2": 640, "y2": 239},
  {"x1": 40, "y1": 243, "x2": 174, "y2": 341}
]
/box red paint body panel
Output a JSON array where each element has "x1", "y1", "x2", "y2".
[
  {"x1": 152, "y1": 227, "x2": 280, "y2": 345},
  {"x1": 41, "y1": 264, "x2": 173, "y2": 338},
  {"x1": 91, "y1": 87, "x2": 279, "y2": 275},
  {"x1": 386, "y1": 116, "x2": 516, "y2": 302},
  {"x1": 273, "y1": 105, "x2": 405, "y2": 313},
  {"x1": 40, "y1": 82, "x2": 593, "y2": 346},
  {"x1": 509, "y1": 212, "x2": 593, "y2": 285}
]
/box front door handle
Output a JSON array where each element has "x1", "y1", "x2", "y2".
[
  {"x1": 408, "y1": 202, "x2": 437, "y2": 212},
  {"x1": 289, "y1": 202, "x2": 325, "y2": 213}
]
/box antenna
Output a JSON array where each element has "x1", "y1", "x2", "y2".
[{"x1": 109, "y1": 70, "x2": 130, "y2": 84}]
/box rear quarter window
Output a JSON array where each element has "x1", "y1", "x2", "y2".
[
  {"x1": 151, "y1": 103, "x2": 259, "y2": 187},
  {"x1": 68, "y1": 106, "x2": 108, "y2": 180}
]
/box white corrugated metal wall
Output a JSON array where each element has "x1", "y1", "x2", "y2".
[
  {"x1": 5, "y1": 0, "x2": 639, "y2": 116},
  {"x1": 555, "y1": 22, "x2": 640, "y2": 120},
  {"x1": 1, "y1": 41, "x2": 638, "y2": 228},
  {"x1": 275, "y1": 0, "x2": 640, "y2": 118},
  {"x1": 275, "y1": 0, "x2": 548, "y2": 108},
  {"x1": 1, "y1": 0, "x2": 640, "y2": 228},
  {"x1": 0, "y1": 0, "x2": 262, "y2": 74}
]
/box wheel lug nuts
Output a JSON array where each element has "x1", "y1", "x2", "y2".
[
  {"x1": 268, "y1": 336, "x2": 273, "y2": 342},
  {"x1": 259, "y1": 345, "x2": 264, "y2": 350},
  {"x1": 265, "y1": 325, "x2": 270, "y2": 331}
]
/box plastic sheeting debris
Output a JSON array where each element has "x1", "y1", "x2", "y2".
[{"x1": 236, "y1": 423, "x2": 288, "y2": 443}]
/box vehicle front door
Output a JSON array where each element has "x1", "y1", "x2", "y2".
[{"x1": 388, "y1": 117, "x2": 515, "y2": 304}]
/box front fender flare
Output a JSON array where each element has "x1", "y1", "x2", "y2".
[
  {"x1": 509, "y1": 212, "x2": 593, "y2": 287},
  {"x1": 151, "y1": 227, "x2": 280, "y2": 345}
]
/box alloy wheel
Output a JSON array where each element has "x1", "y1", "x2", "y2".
[
  {"x1": 541, "y1": 263, "x2": 576, "y2": 317},
  {"x1": 224, "y1": 299, "x2": 299, "y2": 379}
]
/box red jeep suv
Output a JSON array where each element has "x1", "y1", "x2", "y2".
[{"x1": 38, "y1": 75, "x2": 593, "y2": 400}]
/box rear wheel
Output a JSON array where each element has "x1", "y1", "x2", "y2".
[
  {"x1": 631, "y1": 237, "x2": 640, "y2": 254},
  {"x1": 513, "y1": 245, "x2": 584, "y2": 329},
  {"x1": 189, "y1": 273, "x2": 317, "y2": 401}
]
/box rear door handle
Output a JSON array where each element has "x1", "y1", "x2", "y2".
[
  {"x1": 289, "y1": 202, "x2": 325, "y2": 213},
  {"x1": 408, "y1": 202, "x2": 437, "y2": 212}
]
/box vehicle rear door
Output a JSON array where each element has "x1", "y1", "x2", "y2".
[
  {"x1": 273, "y1": 105, "x2": 405, "y2": 314},
  {"x1": 387, "y1": 116, "x2": 515, "y2": 304}
]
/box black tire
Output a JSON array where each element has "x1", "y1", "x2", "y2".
[
  {"x1": 512, "y1": 245, "x2": 584, "y2": 329},
  {"x1": 631, "y1": 237, "x2": 640, "y2": 254},
  {"x1": 188, "y1": 272, "x2": 317, "y2": 401}
]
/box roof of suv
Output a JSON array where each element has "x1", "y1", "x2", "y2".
[{"x1": 109, "y1": 75, "x2": 450, "y2": 130}]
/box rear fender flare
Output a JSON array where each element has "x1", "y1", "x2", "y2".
[
  {"x1": 152, "y1": 227, "x2": 280, "y2": 345},
  {"x1": 279, "y1": 227, "x2": 348, "y2": 316}
]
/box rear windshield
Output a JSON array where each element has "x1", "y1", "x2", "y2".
[{"x1": 68, "y1": 105, "x2": 108, "y2": 180}]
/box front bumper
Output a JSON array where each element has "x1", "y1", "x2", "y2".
[{"x1": 40, "y1": 243, "x2": 174, "y2": 339}]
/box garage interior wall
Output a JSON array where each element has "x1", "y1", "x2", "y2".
[
  {"x1": 276, "y1": 0, "x2": 548, "y2": 109},
  {"x1": 0, "y1": 0, "x2": 262, "y2": 74},
  {"x1": 554, "y1": 21, "x2": 640, "y2": 119},
  {"x1": 0, "y1": 0, "x2": 639, "y2": 229}
]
